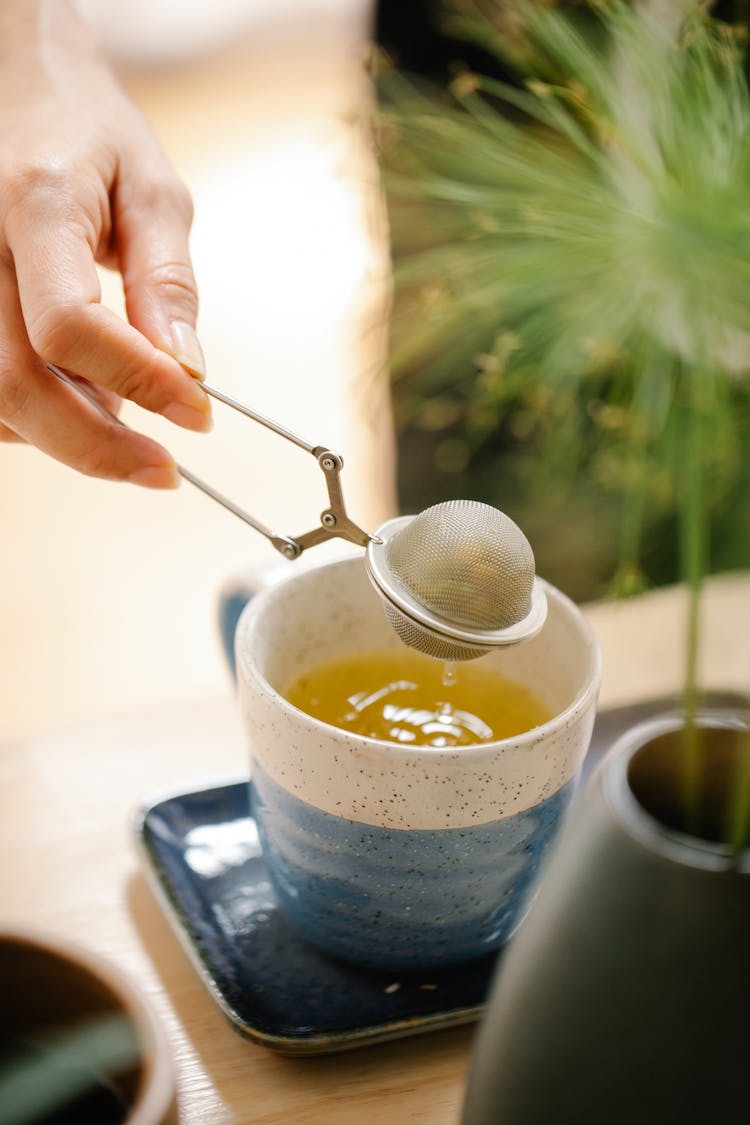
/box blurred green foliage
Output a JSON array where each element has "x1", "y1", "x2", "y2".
[{"x1": 380, "y1": 0, "x2": 750, "y2": 602}]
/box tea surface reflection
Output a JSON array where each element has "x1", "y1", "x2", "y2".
[{"x1": 284, "y1": 649, "x2": 551, "y2": 748}]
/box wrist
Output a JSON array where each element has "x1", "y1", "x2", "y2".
[{"x1": 0, "y1": 1, "x2": 104, "y2": 70}]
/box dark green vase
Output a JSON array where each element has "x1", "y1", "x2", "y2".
[{"x1": 462, "y1": 712, "x2": 750, "y2": 1125}]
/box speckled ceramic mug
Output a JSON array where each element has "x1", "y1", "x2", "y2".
[{"x1": 235, "y1": 554, "x2": 601, "y2": 971}]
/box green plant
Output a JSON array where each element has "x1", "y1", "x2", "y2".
[{"x1": 380, "y1": 0, "x2": 750, "y2": 842}]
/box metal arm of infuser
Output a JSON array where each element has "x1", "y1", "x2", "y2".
[{"x1": 47, "y1": 365, "x2": 374, "y2": 560}]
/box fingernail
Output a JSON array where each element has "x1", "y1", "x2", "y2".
[
  {"x1": 161, "y1": 401, "x2": 214, "y2": 432},
  {"x1": 169, "y1": 320, "x2": 205, "y2": 379},
  {"x1": 129, "y1": 464, "x2": 181, "y2": 489}
]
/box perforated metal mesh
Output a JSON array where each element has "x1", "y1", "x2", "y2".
[
  {"x1": 382, "y1": 602, "x2": 489, "y2": 661},
  {"x1": 385, "y1": 500, "x2": 535, "y2": 631}
]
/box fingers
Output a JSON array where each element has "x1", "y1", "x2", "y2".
[
  {"x1": 0, "y1": 420, "x2": 24, "y2": 442},
  {"x1": 0, "y1": 267, "x2": 179, "y2": 487},
  {"x1": 3, "y1": 364, "x2": 180, "y2": 487},
  {"x1": 64, "y1": 374, "x2": 122, "y2": 419},
  {"x1": 114, "y1": 166, "x2": 206, "y2": 379},
  {"x1": 5, "y1": 196, "x2": 212, "y2": 431}
]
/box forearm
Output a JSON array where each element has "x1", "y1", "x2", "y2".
[
  {"x1": 0, "y1": 0, "x2": 115, "y2": 131},
  {"x1": 0, "y1": 1, "x2": 99, "y2": 56}
]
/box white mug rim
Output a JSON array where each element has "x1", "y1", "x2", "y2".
[{"x1": 236, "y1": 556, "x2": 602, "y2": 761}]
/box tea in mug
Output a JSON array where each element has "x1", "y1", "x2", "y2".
[{"x1": 283, "y1": 648, "x2": 551, "y2": 748}]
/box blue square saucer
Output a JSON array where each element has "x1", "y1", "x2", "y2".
[
  {"x1": 135, "y1": 693, "x2": 744, "y2": 1055},
  {"x1": 136, "y1": 777, "x2": 499, "y2": 1055}
]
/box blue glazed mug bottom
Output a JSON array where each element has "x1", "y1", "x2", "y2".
[{"x1": 252, "y1": 762, "x2": 574, "y2": 971}]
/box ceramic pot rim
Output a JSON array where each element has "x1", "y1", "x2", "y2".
[
  {"x1": 0, "y1": 924, "x2": 175, "y2": 1125},
  {"x1": 602, "y1": 710, "x2": 750, "y2": 872}
]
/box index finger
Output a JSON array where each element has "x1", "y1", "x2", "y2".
[{"x1": 6, "y1": 199, "x2": 212, "y2": 432}]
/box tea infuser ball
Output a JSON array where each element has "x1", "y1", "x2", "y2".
[{"x1": 366, "y1": 500, "x2": 548, "y2": 661}]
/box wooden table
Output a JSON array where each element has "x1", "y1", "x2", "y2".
[{"x1": 2, "y1": 573, "x2": 749, "y2": 1123}]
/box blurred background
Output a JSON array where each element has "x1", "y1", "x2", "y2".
[
  {"x1": 377, "y1": 0, "x2": 750, "y2": 606},
  {"x1": 6, "y1": 0, "x2": 750, "y2": 740},
  {"x1": 0, "y1": 0, "x2": 396, "y2": 738}
]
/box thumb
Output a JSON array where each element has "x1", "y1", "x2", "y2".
[{"x1": 115, "y1": 171, "x2": 206, "y2": 379}]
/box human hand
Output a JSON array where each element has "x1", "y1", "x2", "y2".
[{"x1": 0, "y1": 0, "x2": 212, "y2": 488}]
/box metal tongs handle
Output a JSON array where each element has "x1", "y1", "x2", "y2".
[{"x1": 48, "y1": 364, "x2": 373, "y2": 560}]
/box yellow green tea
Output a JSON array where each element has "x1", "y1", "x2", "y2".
[{"x1": 284, "y1": 648, "x2": 551, "y2": 748}]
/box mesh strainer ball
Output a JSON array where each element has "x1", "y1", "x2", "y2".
[{"x1": 365, "y1": 501, "x2": 548, "y2": 661}]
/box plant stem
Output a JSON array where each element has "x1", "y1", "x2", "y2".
[
  {"x1": 680, "y1": 371, "x2": 750, "y2": 853},
  {"x1": 726, "y1": 732, "x2": 750, "y2": 854},
  {"x1": 680, "y1": 371, "x2": 705, "y2": 833}
]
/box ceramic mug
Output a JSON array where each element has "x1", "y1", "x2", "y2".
[
  {"x1": 0, "y1": 925, "x2": 176, "y2": 1125},
  {"x1": 234, "y1": 554, "x2": 601, "y2": 971}
]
